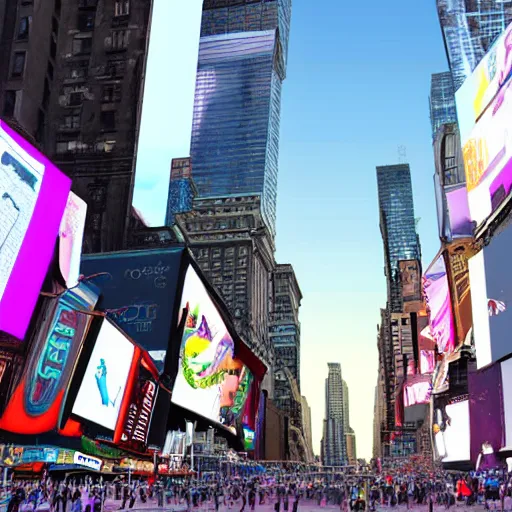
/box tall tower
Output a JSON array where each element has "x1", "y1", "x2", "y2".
[
  {"x1": 190, "y1": 0, "x2": 292, "y2": 236},
  {"x1": 321, "y1": 363, "x2": 347, "y2": 466},
  {"x1": 437, "y1": 0, "x2": 512, "y2": 90},
  {"x1": 376, "y1": 164, "x2": 420, "y2": 313},
  {"x1": 429, "y1": 72, "x2": 457, "y2": 140}
]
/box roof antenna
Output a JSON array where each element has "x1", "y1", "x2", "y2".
[{"x1": 398, "y1": 145, "x2": 407, "y2": 164}]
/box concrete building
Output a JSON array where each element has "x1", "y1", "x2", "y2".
[
  {"x1": 301, "y1": 395, "x2": 314, "y2": 462},
  {"x1": 346, "y1": 430, "x2": 357, "y2": 465},
  {"x1": 321, "y1": 363, "x2": 347, "y2": 466},
  {"x1": 429, "y1": 72, "x2": 457, "y2": 140}
]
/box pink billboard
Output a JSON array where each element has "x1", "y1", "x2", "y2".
[
  {"x1": 423, "y1": 254, "x2": 456, "y2": 355},
  {"x1": 0, "y1": 121, "x2": 71, "y2": 340}
]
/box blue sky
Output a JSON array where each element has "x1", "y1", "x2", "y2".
[{"x1": 274, "y1": 0, "x2": 449, "y2": 459}]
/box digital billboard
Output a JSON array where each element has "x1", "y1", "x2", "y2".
[
  {"x1": 456, "y1": 21, "x2": 512, "y2": 144},
  {"x1": 81, "y1": 248, "x2": 185, "y2": 370},
  {"x1": 423, "y1": 254, "x2": 456, "y2": 354},
  {"x1": 403, "y1": 378, "x2": 432, "y2": 407},
  {"x1": 399, "y1": 260, "x2": 421, "y2": 301},
  {"x1": 171, "y1": 265, "x2": 253, "y2": 435},
  {"x1": 72, "y1": 319, "x2": 135, "y2": 431},
  {"x1": 434, "y1": 399, "x2": 470, "y2": 463},
  {"x1": 132, "y1": 0, "x2": 203, "y2": 226},
  {"x1": 0, "y1": 120, "x2": 71, "y2": 339},
  {"x1": 59, "y1": 191, "x2": 87, "y2": 289},
  {"x1": 0, "y1": 283, "x2": 98, "y2": 435},
  {"x1": 469, "y1": 226, "x2": 512, "y2": 368}
]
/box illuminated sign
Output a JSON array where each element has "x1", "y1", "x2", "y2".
[{"x1": 73, "y1": 451, "x2": 101, "y2": 471}]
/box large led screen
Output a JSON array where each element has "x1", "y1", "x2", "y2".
[
  {"x1": 423, "y1": 255, "x2": 456, "y2": 355},
  {"x1": 132, "y1": 0, "x2": 203, "y2": 226},
  {"x1": 456, "y1": 21, "x2": 512, "y2": 144},
  {"x1": 434, "y1": 399, "x2": 470, "y2": 463},
  {"x1": 502, "y1": 358, "x2": 512, "y2": 449},
  {"x1": 403, "y1": 378, "x2": 432, "y2": 407},
  {"x1": 469, "y1": 227, "x2": 512, "y2": 368},
  {"x1": 171, "y1": 265, "x2": 253, "y2": 435},
  {"x1": 81, "y1": 248, "x2": 185, "y2": 370},
  {"x1": 72, "y1": 319, "x2": 135, "y2": 431},
  {"x1": 0, "y1": 121, "x2": 71, "y2": 339}
]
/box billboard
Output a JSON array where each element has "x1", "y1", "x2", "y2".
[
  {"x1": 132, "y1": 0, "x2": 203, "y2": 226},
  {"x1": 399, "y1": 260, "x2": 421, "y2": 300},
  {"x1": 456, "y1": 21, "x2": 512, "y2": 144},
  {"x1": 59, "y1": 191, "x2": 87, "y2": 289},
  {"x1": 423, "y1": 254, "x2": 456, "y2": 355},
  {"x1": 0, "y1": 120, "x2": 71, "y2": 339},
  {"x1": 434, "y1": 399, "x2": 470, "y2": 463},
  {"x1": 171, "y1": 265, "x2": 254, "y2": 435},
  {"x1": 469, "y1": 226, "x2": 512, "y2": 368},
  {"x1": 81, "y1": 248, "x2": 186, "y2": 370},
  {"x1": 0, "y1": 283, "x2": 98, "y2": 435},
  {"x1": 72, "y1": 318, "x2": 135, "y2": 431},
  {"x1": 403, "y1": 378, "x2": 432, "y2": 407}
]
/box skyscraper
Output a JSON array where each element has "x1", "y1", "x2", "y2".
[
  {"x1": 321, "y1": 363, "x2": 347, "y2": 466},
  {"x1": 437, "y1": 0, "x2": 512, "y2": 90},
  {"x1": 376, "y1": 164, "x2": 421, "y2": 313},
  {"x1": 429, "y1": 72, "x2": 457, "y2": 139},
  {"x1": 190, "y1": 0, "x2": 292, "y2": 236}
]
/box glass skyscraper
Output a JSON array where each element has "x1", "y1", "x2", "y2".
[
  {"x1": 437, "y1": 0, "x2": 512, "y2": 90},
  {"x1": 190, "y1": 0, "x2": 292, "y2": 236},
  {"x1": 429, "y1": 72, "x2": 457, "y2": 140},
  {"x1": 376, "y1": 164, "x2": 421, "y2": 313}
]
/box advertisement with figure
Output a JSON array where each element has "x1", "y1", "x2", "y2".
[
  {"x1": 0, "y1": 121, "x2": 71, "y2": 340},
  {"x1": 171, "y1": 265, "x2": 253, "y2": 435},
  {"x1": 72, "y1": 319, "x2": 135, "y2": 431}
]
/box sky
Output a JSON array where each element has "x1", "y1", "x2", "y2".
[{"x1": 274, "y1": 0, "x2": 449, "y2": 460}]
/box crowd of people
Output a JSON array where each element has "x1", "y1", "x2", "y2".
[{"x1": 2, "y1": 463, "x2": 512, "y2": 512}]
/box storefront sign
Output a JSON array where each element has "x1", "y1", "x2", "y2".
[
  {"x1": 73, "y1": 451, "x2": 101, "y2": 471},
  {"x1": 22, "y1": 447, "x2": 58, "y2": 463},
  {"x1": 57, "y1": 450, "x2": 74, "y2": 465}
]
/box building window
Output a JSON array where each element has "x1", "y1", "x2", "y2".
[
  {"x1": 72, "y1": 36, "x2": 92, "y2": 55},
  {"x1": 17, "y1": 17, "x2": 30, "y2": 40},
  {"x1": 100, "y1": 110, "x2": 116, "y2": 131},
  {"x1": 101, "y1": 84, "x2": 121, "y2": 102},
  {"x1": 68, "y1": 91, "x2": 83, "y2": 106},
  {"x1": 77, "y1": 11, "x2": 95, "y2": 31},
  {"x1": 11, "y1": 52, "x2": 26, "y2": 78},
  {"x1": 2, "y1": 91, "x2": 16, "y2": 117},
  {"x1": 62, "y1": 113, "x2": 80, "y2": 129},
  {"x1": 114, "y1": 0, "x2": 129, "y2": 16},
  {"x1": 110, "y1": 29, "x2": 129, "y2": 50},
  {"x1": 106, "y1": 59, "x2": 126, "y2": 77}
]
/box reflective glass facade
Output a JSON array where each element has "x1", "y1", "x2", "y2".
[
  {"x1": 437, "y1": 0, "x2": 512, "y2": 90},
  {"x1": 377, "y1": 164, "x2": 420, "y2": 312},
  {"x1": 429, "y1": 72, "x2": 458, "y2": 140},
  {"x1": 190, "y1": 30, "x2": 284, "y2": 235}
]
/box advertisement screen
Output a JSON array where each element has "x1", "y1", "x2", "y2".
[
  {"x1": 456, "y1": 21, "x2": 512, "y2": 144},
  {"x1": 0, "y1": 121, "x2": 71, "y2": 339},
  {"x1": 72, "y1": 319, "x2": 135, "y2": 431},
  {"x1": 403, "y1": 379, "x2": 432, "y2": 407},
  {"x1": 59, "y1": 191, "x2": 87, "y2": 289},
  {"x1": 399, "y1": 260, "x2": 421, "y2": 301},
  {"x1": 132, "y1": 0, "x2": 203, "y2": 226},
  {"x1": 81, "y1": 248, "x2": 185, "y2": 370},
  {"x1": 171, "y1": 265, "x2": 253, "y2": 435},
  {"x1": 0, "y1": 283, "x2": 98, "y2": 435},
  {"x1": 420, "y1": 350, "x2": 436, "y2": 374},
  {"x1": 434, "y1": 399, "x2": 470, "y2": 463},
  {"x1": 502, "y1": 358, "x2": 512, "y2": 448},
  {"x1": 423, "y1": 255, "x2": 456, "y2": 354}
]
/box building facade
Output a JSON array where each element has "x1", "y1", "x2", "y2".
[
  {"x1": 190, "y1": 0, "x2": 292, "y2": 237},
  {"x1": 301, "y1": 395, "x2": 314, "y2": 462},
  {"x1": 165, "y1": 158, "x2": 196, "y2": 226},
  {"x1": 321, "y1": 363, "x2": 347, "y2": 466},
  {"x1": 346, "y1": 430, "x2": 357, "y2": 465},
  {"x1": 0, "y1": 0, "x2": 151, "y2": 253},
  {"x1": 376, "y1": 164, "x2": 421, "y2": 313},
  {"x1": 429, "y1": 72, "x2": 457, "y2": 139},
  {"x1": 437, "y1": 0, "x2": 512, "y2": 90}
]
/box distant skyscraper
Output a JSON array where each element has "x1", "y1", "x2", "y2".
[
  {"x1": 301, "y1": 395, "x2": 315, "y2": 462},
  {"x1": 190, "y1": 0, "x2": 292, "y2": 236},
  {"x1": 376, "y1": 164, "x2": 421, "y2": 313},
  {"x1": 321, "y1": 363, "x2": 347, "y2": 466},
  {"x1": 166, "y1": 158, "x2": 196, "y2": 226},
  {"x1": 429, "y1": 72, "x2": 457, "y2": 139},
  {"x1": 437, "y1": 0, "x2": 512, "y2": 90}
]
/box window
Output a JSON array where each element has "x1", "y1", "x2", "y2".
[
  {"x1": 17, "y1": 17, "x2": 30, "y2": 40},
  {"x1": 3, "y1": 91, "x2": 16, "y2": 117},
  {"x1": 101, "y1": 84, "x2": 121, "y2": 102},
  {"x1": 72, "y1": 36, "x2": 92, "y2": 55},
  {"x1": 11, "y1": 52, "x2": 26, "y2": 78},
  {"x1": 69, "y1": 92, "x2": 83, "y2": 106},
  {"x1": 110, "y1": 29, "x2": 129, "y2": 50},
  {"x1": 114, "y1": 0, "x2": 129, "y2": 16},
  {"x1": 77, "y1": 11, "x2": 95, "y2": 31},
  {"x1": 62, "y1": 113, "x2": 80, "y2": 129},
  {"x1": 100, "y1": 110, "x2": 116, "y2": 131}
]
